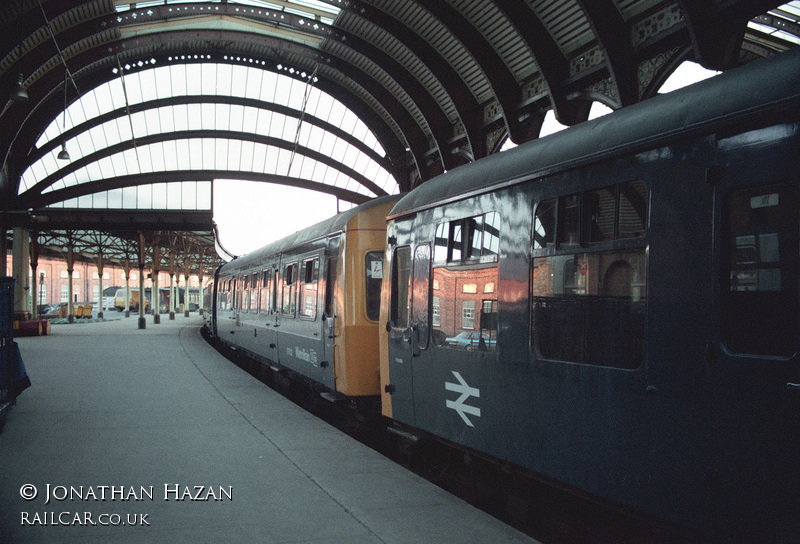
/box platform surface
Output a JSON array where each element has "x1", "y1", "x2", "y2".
[{"x1": 0, "y1": 314, "x2": 539, "y2": 543}]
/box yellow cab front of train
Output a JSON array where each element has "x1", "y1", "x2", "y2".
[{"x1": 331, "y1": 196, "x2": 400, "y2": 397}]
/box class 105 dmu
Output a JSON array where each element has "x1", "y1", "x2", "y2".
[{"x1": 205, "y1": 48, "x2": 800, "y2": 544}]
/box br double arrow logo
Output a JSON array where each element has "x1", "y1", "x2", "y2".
[{"x1": 445, "y1": 371, "x2": 481, "y2": 427}]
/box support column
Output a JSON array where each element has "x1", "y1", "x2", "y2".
[
  {"x1": 65, "y1": 239, "x2": 75, "y2": 324},
  {"x1": 184, "y1": 256, "x2": 192, "y2": 317},
  {"x1": 29, "y1": 232, "x2": 40, "y2": 319},
  {"x1": 152, "y1": 244, "x2": 161, "y2": 324},
  {"x1": 137, "y1": 233, "x2": 146, "y2": 329},
  {"x1": 168, "y1": 240, "x2": 176, "y2": 320},
  {"x1": 123, "y1": 259, "x2": 131, "y2": 318},
  {"x1": 96, "y1": 252, "x2": 104, "y2": 319},
  {"x1": 12, "y1": 227, "x2": 30, "y2": 320},
  {"x1": 198, "y1": 271, "x2": 205, "y2": 317},
  {"x1": 169, "y1": 273, "x2": 175, "y2": 320}
]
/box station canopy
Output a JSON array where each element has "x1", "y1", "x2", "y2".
[{"x1": 1, "y1": 0, "x2": 798, "y2": 268}]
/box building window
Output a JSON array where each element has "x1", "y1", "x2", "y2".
[{"x1": 462, "y1": 300, "x2": 475, "y2": 330}]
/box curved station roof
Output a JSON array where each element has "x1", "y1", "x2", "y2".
[{"x1": 1, "y1": 0, "x2": 798, "y2": 268}]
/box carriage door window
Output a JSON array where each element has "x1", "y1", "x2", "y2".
[
  {"x1": 242, "y1": 275, "x2": 250, "y2": 311},
  {"x1": 723, "y1": 185, "x2": 799, "y2": 356},
  {"x1": 250, "y1": 273, "x2": 259, "y2": 313},
  {"x1": 365, "y1": 252, "x2": 384, "y2": 322},
  {"x1": 259, "y1": 269, "x2": 272, "y2": 315},
  {"x1": 282, "y1": 263, "x2": 297, "y2": 317},
  {"x1": 412, "y1": 244, "x2": 431, "y2": 349},
  {"x1": 300, "y1": 258, "x2": 319, "y2": 319},
  {"x1": 390, "y1": 246, "x2": 412, "y2": 328}
]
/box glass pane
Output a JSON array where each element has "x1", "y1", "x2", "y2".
[
  {"x1": 558, "y1": 194, "x2": 580, "y2": 248},
  {"x1": 390, "y1": 246, "x2": 411, "y2": 328},
  {"x1": 619, "y1": 180, "x2": 648, "y2": 238},
  {"x1": 468, "y1": 217, "x2": 482, "y2": 258},
  {"x1": 483, "y1": 212, "x2": 500, "y2": 255},
  {"x1": 450, "y1": 222, "x2": 462, "y2": 261},
  {"x1": 723, "y1": 185, "x2": 798, "y2": 356},
  {"x1": 365, "y1": 251, "x2": 384, "y2": 321},
  {"x1": 584, "y1": 186, "x2": 616, "y2": 242},
  {"x1": 532, "y1": 249, "x2": 646, "y2": 368},
  {"x1": 433, "y1": 263, "x2": 499, "y2": 351},
  {"x1": 434, "y1": 223, "x2": 448, "y2": 262},
  {"x1": 412, "y1": 245, "x2": 430, "y2": 348}
]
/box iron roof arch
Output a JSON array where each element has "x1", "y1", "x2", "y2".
[
  {"x1": 27, "y1": 169, "x2": 372, "y2": 210},
  {"x1": 0, "y1": 0, "x2": 797, "y2": 213}
]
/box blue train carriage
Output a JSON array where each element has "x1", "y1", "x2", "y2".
[
  {"x1": 214, "y1": 194, "x2": 400, "y2": 397},
  {"x1": 379, "y1": 48, "x2": 800, "y2": 543}
]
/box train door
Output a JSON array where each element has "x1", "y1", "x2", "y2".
[
  {"x1": 386, "y1": 243, "x2": 416, "y2": 424},
  {"x1": 711, "y1": 154, "x2": 800, "y2": 540},
  {"x1": 262, "y1": 267, "x2": 279, "y2": 363},
  {"x1": 254, "y1": 268, "x2": 275, "y2": 361},
  {"x1": 322, "y1": 255, "x2": 337, "y2": 372},
  {"x1": 386, "y1": 241, "x2": 431, "y2": 425}
]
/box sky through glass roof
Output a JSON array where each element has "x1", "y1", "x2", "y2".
[{"x1": 21, "y1": 58, "x2": 397, "y2": 213}]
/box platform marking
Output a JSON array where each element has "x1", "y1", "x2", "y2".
[{"x1": 445, "y1": 371, "x2": 481, "y2": 427}]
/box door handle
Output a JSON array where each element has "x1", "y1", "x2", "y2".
[{"x1": 788, "y1": 383, "x2": 800, "y2": 390}]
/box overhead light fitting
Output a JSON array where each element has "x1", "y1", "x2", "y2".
[
  {"x1": 57, "y1": 142, "x2": 70, "y2": 161},
  {"x1": 11, "y1": 73, "x2": 28, "y2": 101},
  {"x1": 57, "y1": 68, "x2": 70, "y2": 161}
]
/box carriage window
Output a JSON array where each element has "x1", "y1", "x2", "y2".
[
  {"x1": 282, "y1": 263, "x2": 297, "y2": 317},
  {"x1": 434, "y1": 223, "x2": 448, "y2": 262},
  {"x1": 531, "y1": 181, "x2": 648, "y2": 369},
  {"x1": 433, "y1": 212, "x2": 501, "y2": 264},
  {"x1": 325, "y1": 258, "x2": 336, "y2": 319},
  {"x1": 558, "y1": 195, "x2": 581, "y2": 248},
  {"x1": 534, "y1": 198, "x2": 556, "y2": 250},
  {"x1": 390, "y1": 246, "x2": 412, "y2": 328},
  {"x1": 259, "y1": 269, "x2": 272, "y2": 314},
  {"x1": 619, "y1": 180, "x2": 648, "y2": 238},
  {"x1": 236, "y1": 277, "x2": 245, "y2": 311},
  {"x1": 365, "y1": 251, "x2": 384, "y2": 321},
  {"x1": 723, "y1": 185, "x2": 798, "y2": 356},
  {"x1": 300, "y1": 258, "x2": 318, "y2": 319},
  {"x1": 583, "y1": 187, "x2": 616, "y2": 243},
  {"x1": 250, "y1": 273, "x2": 259, "y2": 313},
  {"x1": 483, "y1": 212, "x2": 500, "y2": 255},
  {"x1": 217, "y1": 277, "x2": 230, "y2": 311},
  {"x1": 429, "y1": 212, "x2": 500, "y2": 352}
]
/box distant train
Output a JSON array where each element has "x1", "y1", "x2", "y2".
[{"x1": 205, "y1": 48, "x2": 800, "y2": 544}]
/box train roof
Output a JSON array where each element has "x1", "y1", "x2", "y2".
[
  {"x1": 389, "y1": 47, "x2": 800, "y2": 219},
  {"x1": 220, "y1": 194, "x2": 401, "y2": 273}
]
